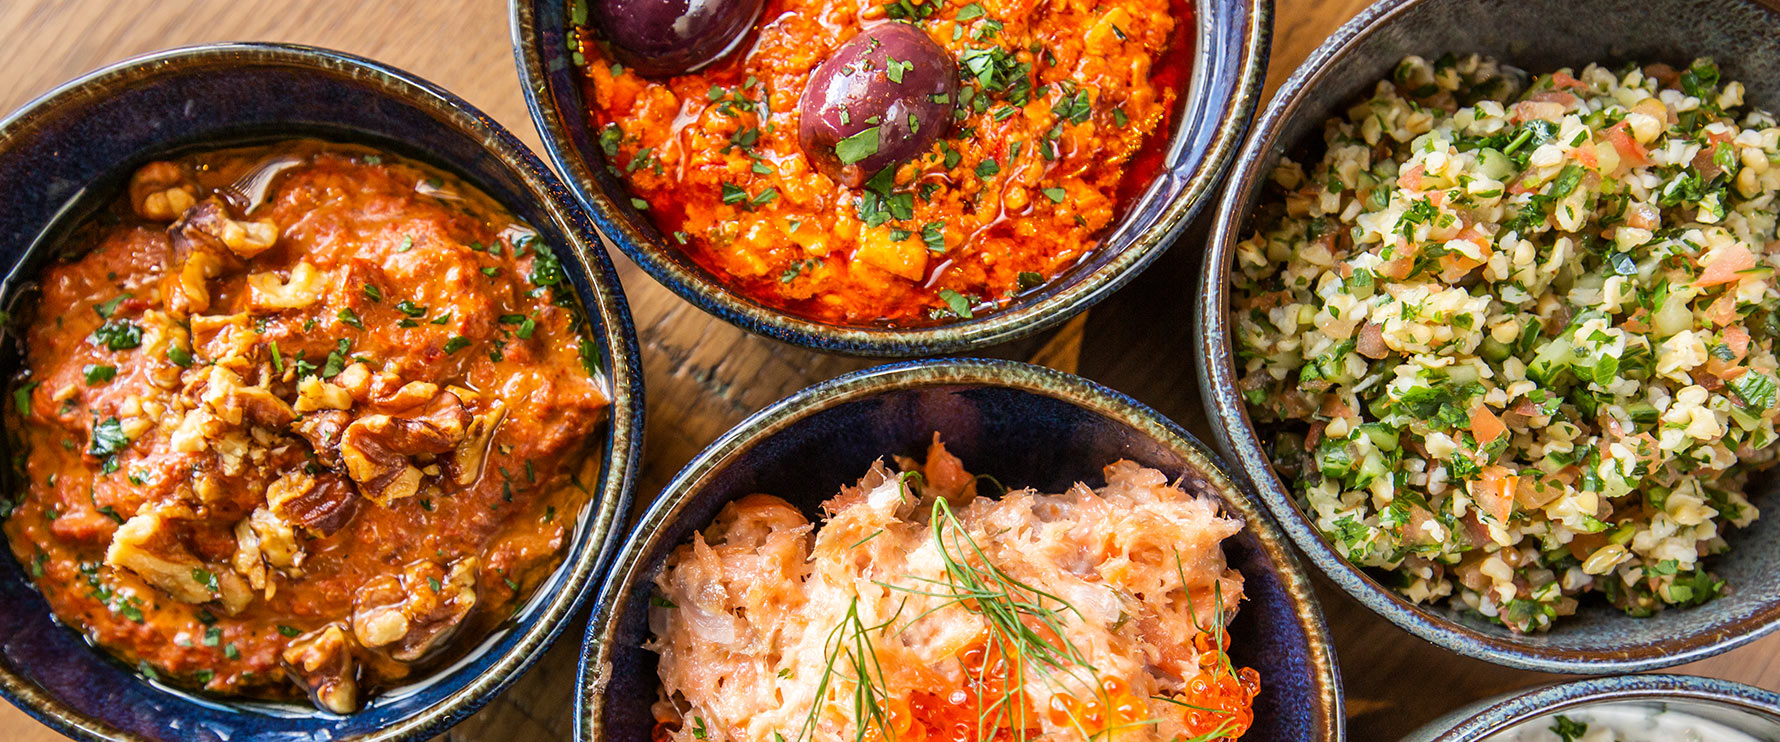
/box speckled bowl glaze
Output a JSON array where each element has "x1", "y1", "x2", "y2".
[
  {"x1": 0, "y1": 43, "x2": 644, "y2": 741},
  {"x1": 576, "y1": 359, "x2": 1342, "y2": 742},
  {"x1": 1400, "y1": 674, "x2": 1780, "y2": 742},
  {"x1": 512, "y1": 1, "x2": 1273, "y2": 357},
  {"x1": 1197, "y1": 0, "x2": 1780, "y2": 672}
]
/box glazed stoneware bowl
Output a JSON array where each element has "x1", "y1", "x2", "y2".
[
  {"x1": 576, "y1": 359, "x2": 1342, "y2": 741},
  {"x1": 512, "y1": 0, "x2": 1273, "y2": 356},
  {"x1": 1197, "y1": 0, "x2": 1780, "y2": 672},
  {"x1": 0, "y1": 43, "x2": 644, "y2": 741},
  {"x1": 1400, "y1": 674, "x2": 1780, "y2": 742}
]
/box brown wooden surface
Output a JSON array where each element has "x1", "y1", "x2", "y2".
[{"x1": 0, "y1": 1, "x2": 1773, "y2": 740}]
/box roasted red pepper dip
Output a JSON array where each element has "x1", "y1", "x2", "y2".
[
  {"x1": 575, "y1": 0, "x2": 1194, "y2": 325},
  {"x1": 2, "y1": 141, "x2": 608, "y2": 712}
]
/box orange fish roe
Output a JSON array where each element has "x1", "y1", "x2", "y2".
[
  {"x1": 577, "y1": 0, "x2": 1193, "y2": 325},
  {"x1": 1171, "y1": 632, "x2": 1262, "y2": 738}
]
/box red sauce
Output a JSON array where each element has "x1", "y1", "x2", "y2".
[
  {"x1": 4, "y1": 141, "x2": 609, "y2": 712},
  {"x1": 578, "y1": 0, "x2": 1196, "y2": 326}
]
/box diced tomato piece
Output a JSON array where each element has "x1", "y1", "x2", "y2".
[
  {"x1": 1470, "y1": 405, "x2": 1507, "y2": 444},
  {"x1": 1604, "y1": 122, "x2": 1651, "y2": 174},
  {"x1": 1398, "y1": 164, "x2": 1425, "y2": 191},
  {"x1": 1695, "y1": 244, "x2": 1757, "y2": 287},
  {"x1": 1551, "y1": 71, "x2": 1589, "y2": 91},
  {"x1": 1470, "y1": 466, "x2": 1518, "y2": 523}
]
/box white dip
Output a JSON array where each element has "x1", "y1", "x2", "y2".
[{"x1": 1484, "y1": 704, "x2": 1767, "y2": 742}]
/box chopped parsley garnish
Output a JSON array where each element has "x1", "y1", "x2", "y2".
[
  {"x1": 192, "y1": 568, "x2": 219, "y2": 594},
  {"x1": 975, "y1": 158, "x2": 1001, "y2": 178},
  {"x1": 1041, "y1": 187, "x2": 1066, "y2": 203},
  {"x1": 835, "y1": 126, "x2": 881, "y2": 165},
  {"x1": 91, "y1": 319, "x2": 142, "y2": 350},
  {"x1": 337, "y1": 308, "x2": 364, "y2": 330},
  {"x1": 88, "y1": 417, "x2": 129, "y2": 457},
  {"x1": 83, "y1": 364, "x2": 116, "y2": 385},
  {"x1": 1017, "y1": 271, "x2": 1044, "y2": 289},
  {"x1": 362, "y1": 283, "x2": 382, "y2": 303},
  {"x1": 443, "y1": 335, "x2": 472, "y2": 354},
  {"x1": 885, "y1": 58, "x2": 912, "y2": 84},
  {"x1": 530, "y1": 246, "x2": 566, "y2": 288},
  {"x1": 937, "y1": 289, "x2": 974, "y2": 319},
  {"x1": 321, "y1": 338, "x2": 351, "y2": 377},
  {"x1": 921, "y1": 221, "x2": 946, "y2": 253},
  {"x1": 94, "y1": 293, "x2": 130, "y2": 319},
  {"x1": 395, "y1": 300, "x2": 427, "y2": 317},
  {"x1": 1550, "y1": 715, "x2": 1588, "y2": 742}
]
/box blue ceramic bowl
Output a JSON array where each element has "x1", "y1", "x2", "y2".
[
  {"x1": 0, "y1": 43, "x2": 644, "y2": 741},
  {"x1": 1400, "y1": 674, "x2": 1780, "y2": 742},
  {"x1": 575, "y1": 359, "x2": 1342, "y2": 741},
  {"x1": 1197, "y1": 0, "x2": 1780, "y2": 672},
  {"x1": 512, "y1": 1, "x2": 1273, "y2": 357}
]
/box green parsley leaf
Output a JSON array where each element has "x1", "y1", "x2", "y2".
[
  {"x1": 83, "y1": 364, "x2": 117, "y2": 385},
  {"x1": 937, "y1": 288, "x2": 973, "y2": 319},
  {"x1": 835, "y1": 127, "x2": 882, "y2": 165},
  {"x1": 94, "y1": 293, "x2": 131, "y2": 319},
  {"x1": 91, "y1": 319, "x2": 143, "y2": 350},
  {"x1": 88, "y1": 418, "x2": 130, "y2": 457}
]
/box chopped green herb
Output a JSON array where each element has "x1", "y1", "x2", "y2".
[
  {"x1": 937, "y1": 288, "x2": 973, "y2": 319},
  {"x1": 835, "y1": 127, "x2": 882, "y2": 165},
  {"x1": 83, "y1": 364, "x2": 117, "y2": 385}
]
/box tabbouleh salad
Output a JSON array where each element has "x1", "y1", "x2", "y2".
[{"x1": 1232, "y1": 54, "x2": 1780, "y2": 631}]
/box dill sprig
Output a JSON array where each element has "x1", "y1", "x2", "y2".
[
  {"x1": 880, "y1": 487, "x2": 1111, "y2": 742},
  {"x1": 794, "y1": 597, "x2": 906, "y2": 742}
]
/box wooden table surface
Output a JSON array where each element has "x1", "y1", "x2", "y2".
[{"x1": 0, "y1": 1, "x2": 1773, "y2": 740}]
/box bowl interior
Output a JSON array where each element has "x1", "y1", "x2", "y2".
[
  {"x1": 516, "y1": 0, "x2": 1264, "y2": 353},
  {"x1": 587, "y1": 365, "x2": 1336, "y2": 742},
  {"x1": 0, "y1": 45, "x2": 638, "y2": 741},
  {"x1": 1207, "y1": 0, "x2": 1780, "y2": 670},
  {"x1": 1402, "y1": 674, "x2": 1780, "y2": 742}
]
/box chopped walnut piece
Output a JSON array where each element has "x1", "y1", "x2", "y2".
[
  {"x1": 339, "y1": 392, "x2": 470, "y2": 507},
  {"x1": 296, "y1": 409, "x2": 350, "y2": 468},
  {"x1": 296, "y1": 376, "x2": 353, "y2": 412},
  {"x1": 282, "y1": 624, "x2": 362, "y2": 714},
  {"x1": 267, "y1": 470, "x2": 362, "y2": 537},
  {"x1": 377, "y1": 381, "x2": 439, "y2": 412},
  {"x1": 107, "y1": 511, "x2": 253, "y2": 615},
  {"x1": 248, "y1": 261, "x2": 326, "y2": 310},
  {"x1": 449, "y1": 400, "x2": 507, "y2": 486},
  {"x1": 178, "y1": 199, "x2": 280, "y2": 259},
  {"x1": 351, "y1": 557, "x2": 479, "y2": 663},
  {"x1": 166, "y1": 249, "x2": 223, "y2": 317},
  {"x1": 129, "y1": 162, "x2": 199, "y2": 221}
]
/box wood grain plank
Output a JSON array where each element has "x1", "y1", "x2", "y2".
[{"x1": 0, "y1": 1, "x2": 1770, "y2": 741}]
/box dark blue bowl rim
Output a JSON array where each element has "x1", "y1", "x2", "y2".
[
  {"x1": 573, "y1": 357, "x2": 1344, "y2": 742},
  {"x1": 1423, "y1": 674, "x2": 1780, "y2": 741},
  {"x1": 510, "y1": 1, "x2": 1275, "y2": 357},
  {"x1": 0, "y1": 41, "x2": 646, "y2": 741},
  {"x1": 1195, "y1": 0, "x2": 1780, "y2": 673}
]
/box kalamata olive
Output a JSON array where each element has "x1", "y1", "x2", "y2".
[
  {"x1": 592, "y1": 0, "x2": 766, "y2": 77},
  {"x1": 798, "y1": 22, "x2": 959, "y2": 188}
]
